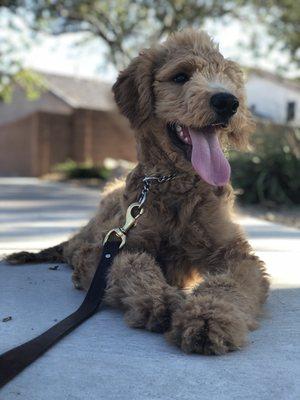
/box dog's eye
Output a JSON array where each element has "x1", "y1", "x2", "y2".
[{"x1": 172, "y1": 73, "x2": 189, "y2": 84}]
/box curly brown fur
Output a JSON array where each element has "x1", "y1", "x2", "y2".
[{"x1": 6, "y1": 30, "x2": 269, "y2": 355}]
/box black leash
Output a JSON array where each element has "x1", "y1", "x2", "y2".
[
  {"x1": 0, "y1": 240, "x2": 120, "y2": 389},
  {"x1": 0, "y1": 174, "x2": 176, "y2": 389}
]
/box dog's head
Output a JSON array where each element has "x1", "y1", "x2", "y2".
[{"x1": 113, "y1": 29, "x2": 254, "y2": 186}]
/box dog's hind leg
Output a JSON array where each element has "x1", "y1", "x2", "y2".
[
  {"x1": 167, "y1": 254, "x2": 269, "y2": 354},
  {"x1": 4, "y1": 211, "x2": 100, "y2": 267},
  {"x1": 4, "y1": 242, "x2": 67, "y2": 265},
  {"x1": 105, "y1": 250, "x2": 184, "y2": 333}
]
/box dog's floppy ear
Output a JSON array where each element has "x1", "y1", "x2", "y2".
[{"x1": 112, "y1": 49, "x2": 156, "y2": 128}]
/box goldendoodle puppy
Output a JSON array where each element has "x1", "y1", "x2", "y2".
[{"x1": 6, "y1": 29, "x2": 269, "y2": 355}]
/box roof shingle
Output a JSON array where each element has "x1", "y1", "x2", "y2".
[{"x1": 42, "y1": 72, "x2": 116, "y2": 111}]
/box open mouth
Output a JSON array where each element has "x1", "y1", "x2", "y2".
[{"x1": 167, "y1": 122, "x2": 231, "y2": 187}]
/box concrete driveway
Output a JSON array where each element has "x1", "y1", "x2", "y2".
[{"x1": 0, "y1": 178, "x2": 299, "y2": 400}]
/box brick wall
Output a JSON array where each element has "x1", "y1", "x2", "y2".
[
  {"x1": 71, "y1": 109, "x2": 136, "y2": 164},
  {"x1": 0, "y1": 108, "x2": 136, "y2": 176},
  {"x1": 37, "y1": 112, "x2": 72, "y2": 175},
  {"x1": 0, "y1": 114, "x2": 37, "y2": 176}
]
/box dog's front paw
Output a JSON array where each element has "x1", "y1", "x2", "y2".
[
  {"x1": 166, "y1": 296, "x2": 248, "y2": 355},
  {"x1": 123, "y1": 289, "x2": 182, "y2": 333}
]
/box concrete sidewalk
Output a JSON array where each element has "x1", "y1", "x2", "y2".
[{"x1": 0, "y1": 178, "x2": 299, "y2": 400}]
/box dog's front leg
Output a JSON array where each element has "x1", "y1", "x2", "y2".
[
  {"x1": 166, "y1": 254, "x2": 269, "y2": 354},
  {"x1": 105, "y1": 251, "x2": 183, "y2": 333}
]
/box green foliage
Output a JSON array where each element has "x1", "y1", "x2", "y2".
[
  {"x1": 0, "y1": 8, "x2": 44, "y2": 101},
  {"x1": 5, "y1": 1, "x2": 299, "y2": 68},
  {"x1": 16, "y1": 69, "x2": 46, "y2": 100},
  {"x1": 230, "y1": 125, "x2": 300, "y2": 205},
  {"x1": 0, "y1": 69, "x2": 45, "y2": 102},
  {"x1": 54, "y1": 159, "x2": 111, "y2": 180},
  {"x1": 246, "y1": 0, "x2": 300, "y2": 66},
  {"x1": 6, "y1": 0, "x2": 241, "y2": 68}
]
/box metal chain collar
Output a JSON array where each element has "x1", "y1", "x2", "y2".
[
  {"x1": 103, "y1": 173, "x2": 177, "y2": 248},
  {"x1": 137, "y1": 174, "x2": 177, "y2": 208}
]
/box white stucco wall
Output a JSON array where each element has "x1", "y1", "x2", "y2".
[
  {"x1": 0, "y1": 87, "x2": 72, "y2": 127},
  {"x1": 245, "y1": 74, "x2": 300, "y2": 126}
]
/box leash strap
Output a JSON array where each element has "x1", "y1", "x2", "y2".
[{"x1": 0, "y1": 240, "x2": 120, "y2": 389}]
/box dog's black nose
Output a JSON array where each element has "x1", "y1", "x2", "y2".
[{"x1": 210, "y1": 93, "x2": 239, "y2": 118}]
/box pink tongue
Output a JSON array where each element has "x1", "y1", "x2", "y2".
[{"x1": 189, "y1": 128, "x2": 231, "y2": 186}]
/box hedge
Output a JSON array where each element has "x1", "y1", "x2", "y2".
[{"x1": 230, "y1": 121, "x2": 300, "y2": 206}]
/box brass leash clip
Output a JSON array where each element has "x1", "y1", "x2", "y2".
[
  {"x1": 103, "y1": 202, "x2": 144, "y2": 248},
  {"x1": 103, "y1": 173, "x2": 176, "y2": 249}
]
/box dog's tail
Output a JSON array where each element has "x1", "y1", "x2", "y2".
[{"x1": 4, "y1": 242, "x2": 67, "y2": 265}]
